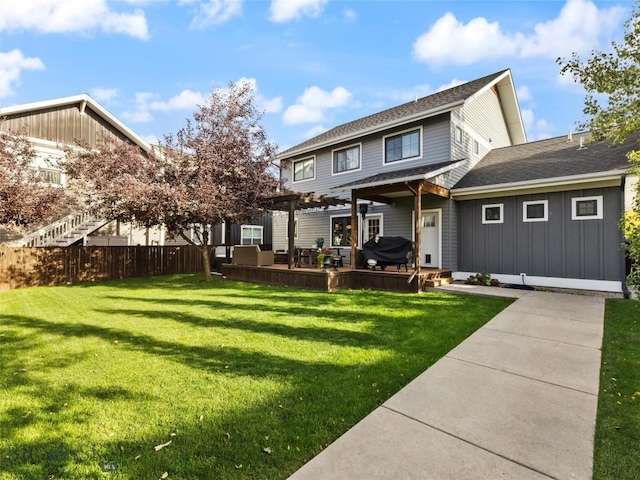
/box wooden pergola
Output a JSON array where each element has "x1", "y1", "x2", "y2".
[{"x1": 263, "y1": 190, "x2": 349, "y2": 269}]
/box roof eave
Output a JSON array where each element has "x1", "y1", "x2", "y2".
[
  {"x1": 277, "y1": 99, "x2": 465, "y2": 161},
  {"x1": 451, "y1": 170, "x2": 627, "y2": 197},
  {"x1": 330, "y1": 160, "x2": 465, "y2": 193}
]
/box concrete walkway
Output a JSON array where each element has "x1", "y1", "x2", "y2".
[{"x1": 289, "y1": 289, "x2": 605, "y2": 480}]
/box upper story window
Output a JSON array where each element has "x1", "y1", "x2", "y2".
[
  {"x1": 473, "y1": 140, "x2": 479, "y2": 155},
  {"x1": 383, "y1": 127, "x2": 421, "y2": 164},
  {"x1": 572, "y1": 196, "x2": 603, "y2": 220},
  {"x1": 455, "y1": 126, "x2": 463, "y2": 144},
  {"x1": 292, "y1": 156, "x2": 315, "y2": 183},
  {"x1": 37, "y1": 168, "x2": 62, "y2": 185},
  {"x1": 332, "y1": 144, "x2": 361, "y2": 174}
]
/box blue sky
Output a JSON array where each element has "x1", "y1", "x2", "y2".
[{"x1": 0, "y1": 0, "x2": 632, "y2": 152}]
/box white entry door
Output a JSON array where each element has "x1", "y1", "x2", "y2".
[{"x1": 421, "y1": 210, "x2": 440, "y2": 268}]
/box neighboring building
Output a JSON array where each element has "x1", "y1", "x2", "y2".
[
  {"x1": 274, "y1": 69, "x2": 636, "y2": 293},
  {"x1": 0, "y1": 94, "x2": 272, "y2": 249}
]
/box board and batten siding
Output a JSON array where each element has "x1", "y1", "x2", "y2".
[
  {"x1": 211, "y1": 214, "x2": 273, "y2": 247},
  {"x1": 458, "y1": 187, "x2": 624, "y2": 281},
  {"x1": 1, "y1": 105, "x2": 130, "y2": 147},
  {"x1": 282, "y1": 114, "x2": 452, "y2": 196}
]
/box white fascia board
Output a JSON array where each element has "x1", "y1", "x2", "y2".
[
  {"x1": 329, "y1": 160, "x2": 465, "y2": 193},
  {"x1": 277, "y1": 100, "x2": 465, "y2": 161},
  {"x1": 451, "y1": 170, "x2": 626, "y2": 198},
  {"x1": 1, "y1": 94, "x2": 152, "y2": 153},
  {"x1": 453, "y1": 271, "x2": 622, "y2": 293}
]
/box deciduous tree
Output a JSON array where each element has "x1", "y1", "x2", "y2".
[
  {"x1": 0, "y1": 124, "x2": 66, "y2": 233},
  {"x1": 64, "y1": 81, "x2": 278, "y2": 281},
  {"x1": 558, "y1": 1, "x2": 640, "y2": 295}
]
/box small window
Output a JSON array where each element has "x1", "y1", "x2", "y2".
[
  {"x1": 331, "y1": 216, "x2": 352, "y2": 247},
  {"x1": 473, "y1": 140, "x2": 479, "y2": 155},
  {"x1": 333, "y1": 144, "x2": 361, "y2": 174},
  {"x1": 482, "y1": 204, "x2": 503, "y2": 224},
  {"x1": 455, "y1": 126, "x2": 463, "y2": 144},
  {"x1": 384, "y1": 128, "x2": 421, "y2": 163},
  {"x1": 293, "y1": 157, "x2": 314, "y2": 182},
  {"x1": 523, "y1": 200, "x2": 548, "y2": 222},
  {"x1": 572, "y1": 196, "x2": 603, "y2": 220},
  {"x1": 241, "y1": 225, "x2": 263, "y2": 245}
]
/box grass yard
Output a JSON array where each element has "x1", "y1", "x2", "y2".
[
  {"x1": 593, "y1": 299, "x2": 640, "y2": 480},
  {"x1": 0, "y1": 274, "x2": 512, "y2": 480}
]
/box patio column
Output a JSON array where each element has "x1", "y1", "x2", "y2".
[
  {"x1": 350, "y1": 189, "x2": 358, "y2": 269},
  {"x1": 414, "y1": 182, "x2": 423, "y2": 278},
  {"x1": 287, "y1": 199, "x2": 296, "y2": 269}
]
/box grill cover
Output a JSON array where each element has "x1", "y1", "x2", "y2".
[{"x1": 362, "y1": 236, "x2": 413, "y2": 263}]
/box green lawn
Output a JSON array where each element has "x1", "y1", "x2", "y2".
[
  {"x1": 593, "y1": 299, "x2": 640, "y2": 480},
  {"x1": 0, "y1": 274, "x2": 512, "y2": 480}
]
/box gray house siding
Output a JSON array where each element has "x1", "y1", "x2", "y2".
[
  {"x1": 282, "y1": 114, "x2": 452, "y2": 197},
  {"x1": 458, "y1": 187, "x2": 623, "y2": 281}
]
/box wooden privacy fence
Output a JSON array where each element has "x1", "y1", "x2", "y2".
[{"x1": 0, "y1": 245, "x2": 203, "y2": 290}]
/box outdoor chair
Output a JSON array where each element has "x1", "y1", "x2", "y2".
[{"x1": 232, "y1": 245, "x2": 274, "y2": 266}]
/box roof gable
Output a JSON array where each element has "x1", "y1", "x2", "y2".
[
  {"x1": 0, "y1": 94, "x2": 152, "y2": 152},
  {"x1": 278, "y1": 69, "x2": 523, "y2": 159}
]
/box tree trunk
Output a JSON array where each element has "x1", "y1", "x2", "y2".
[{"x1": 201, "y1": 244, "x2": 212, "y2": 282}]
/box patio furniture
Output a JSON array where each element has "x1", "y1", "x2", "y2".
[
  {"x1": 295, "y1": 248, "x2": 318, "y2": 268},
  {"x1": 232, "y1": 245, "x2": 274, "y2": 266},
  {"x1": 362, "y1": 236, "x2": 413, "y2": 272}
]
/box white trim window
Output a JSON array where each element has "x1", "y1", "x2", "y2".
[
  {"x1": 330, "y1": 215, "x2": 352, "y2": 247},
  {"x1": 473, "y1": 139, "x2": 479, "y2": 156},
  {"x1": 455, "y1": 126, "x2": 463, "y2": 144},
  {"x1": 482, "y1": 203, "x2": 503, "y2": 224},
  {"x1": 383, "y1": 127, "x2": 422, "y2": 164},
  {"x1": 240, "y1": 225, "x2": 263, "y2": 245},
  {"x1": 523, "y1": 200, "x2": 548, "y2": 222},
  {"x1": 572, "y1": 196, "x2": 603, "y2": 220},
  {"x1": 364, "y1": 214, "x2": 383, "y2": 242},
  {"x1": 292, "y1": 156, "x2": 315, "y2": 183},
  {"x1": 332, "y1": 143, "x2": 361, "y2": 175}
]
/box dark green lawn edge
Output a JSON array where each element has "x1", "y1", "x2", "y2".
[{"x1": 593, "y1": 299, "x2": 640, "y2": 480}]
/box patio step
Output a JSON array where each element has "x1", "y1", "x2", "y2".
[{"x1": 423, "y1": 276, "x2": 454, "y2": 288}]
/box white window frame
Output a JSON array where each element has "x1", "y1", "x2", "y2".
[
  {"x1": 332, "y1": 143, "x2": 362, "y2": 175},
  {"x1": 330, "y1": 214, "x2": 352, "y2": 248},
  {"x1": 523, "y1": 200, "x2": 548, "y2": 223},
  {"x1": 292, "y1": 156, "x2": 315, "y2": 183},
  {"x1": 572, "y1": 195, "x2": 603, "y2": 220},
  {"x1": 455, "y1": 126, "x2": 463, "y2": 144},
  {"x1": 240, "y1": 225, "x2": 263, "y2": 245},
  {"x1": 482, "y1": 203, "x2": 504, "y2": 224},
  {"x1": 363, "y1": 213, "x2": 384, "y2": 243},
  {"x1": 382, "y1": 126, "x2": 423, "y2": 165}
]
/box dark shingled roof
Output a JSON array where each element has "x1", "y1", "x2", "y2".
[
  {"x1": 279, "y1": 70, "x2": 508, "y2": 158},
  {"x1": 334, "y1": 160, "x2": 460, "y2": 190},
  {"x1": 454, "y1": 133, "x2": 637, "y2": 189}
]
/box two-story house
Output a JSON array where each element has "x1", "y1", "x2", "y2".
[{"x1": 273, "y1": 69, "x2": 636, "y2": 294}]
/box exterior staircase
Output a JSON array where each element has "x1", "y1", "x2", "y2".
[{"x1": 8, "y1": 212, "x2": 109, "y2": 247}]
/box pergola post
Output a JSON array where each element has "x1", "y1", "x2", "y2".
[
  {"x1": 414, "y1": 182, "x2": 423, "y2": 278},
  {"x1": 350, "y1": 189, "x2": 358, "y2": 269},
  {"x1": 287, "y1": 199, "x2": 296, "y2": 269}
]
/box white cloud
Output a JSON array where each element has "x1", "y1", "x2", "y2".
[
  {"x1": 122, "y1": 90, "x2": 205, "y2": 123},
  {"x1": 90, "y1": 87, "x2": 119, "y2": 103},
  {"x1": 0, "y1": 0, "x2": 150, "y2": 40},
  {"x1": 387, "y1": 84, "x2": 433, "y2": 103},
  {"x1": 437, "y1": 79, "x2": 465, "y2": 92},
  {"x1": 269, "y1": 0, "x2": 328, "y2": 23},
  {"x1": 179, "y1": 0, "x2": 242, "y2": 29},
  {"x1": 412, "y1": 0, "x2": 625, "y2": 67},
  {"x1": 522, "y1": 108, "x2": 555, "y2": 141},
  {"x1": 517, "y1": 86, "x2": 533, "y2": 103},
  {"x1": 0, "y1": 49, "x2": 45, "y2": 98},
  {"x1": 343, "y1": 8, "x2": 357, "y2": 22},
  {"x1": 283, "y1": 86, "x2": 352, "y2": 125}
]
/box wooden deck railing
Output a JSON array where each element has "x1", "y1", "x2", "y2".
[{"x1": 0, "y1": 245, "x2": 203, "y2": 290}]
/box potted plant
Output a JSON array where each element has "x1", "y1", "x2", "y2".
[
  {"x1": 317, "y1": 247, "x2": 335, "y2": 270},
  {"x1": 316, "y1": 237, "x2": 324, "y2": 249}
]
